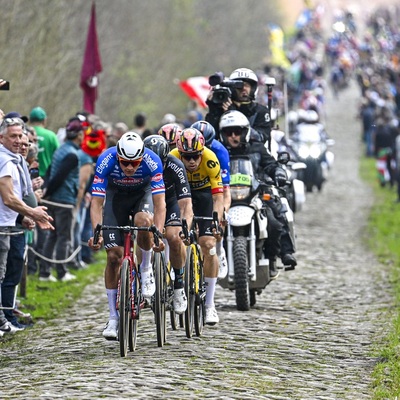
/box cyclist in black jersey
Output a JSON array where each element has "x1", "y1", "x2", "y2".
[{"x1": 144, "y1": 135, "x2": 193, "y2": 314}]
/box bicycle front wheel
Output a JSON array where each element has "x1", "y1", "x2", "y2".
[
  {"x1": 184, "y1": 245, "x2": 195, "y2": 338},
  {"x1": 119, "y1": 259, "x2": 131, "y2": 357},
  {"x1": 154, "y1": 252, "x2": 166, "y2": 347},
  {"x1": 194, "y1": 244, "x2": 205, "y2": 337},
  {"x1": 129, "y1": 268, "x2": 139, "y2": 352}
]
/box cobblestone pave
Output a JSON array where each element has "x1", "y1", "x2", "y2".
[{"x1": 0, "y1": 83, "x2": 393, "y2": 400}]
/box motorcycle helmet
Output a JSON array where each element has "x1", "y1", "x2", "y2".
[
  {"x1": 191, "y1": 120, "x2": 215, "y2": 147},
  {"x1": 177, "y1": 127, "x2": 205, "y2": 155},
  {"x1": 143, "y1": 135, "x2": 170, "y2": 164},
  {"x1": 229, "y1": 68, "x2": 259, "y2": 100},
  {"x1": 157, "y1": 123, "x2": 182, "y2": 146},
  {"x1": 219, "y1": 110, "x2": 251, "y2": 147},
  {"x1": 116, "y1": 131, "x2": 144, "y2": 160}
]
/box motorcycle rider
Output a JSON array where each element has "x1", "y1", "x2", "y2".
[
  {"x1": 143, "y1": 135, "x2": 193, "y2": 314},
  {"x1": 191, "y1": 120, "x2": 230, "y2": 279},
  {"x1": 205, "y1": 67, "x2": 271, "y2": 143},
  {"x1": 219, "y1": 110, "x2": 297, "y2": 270}
]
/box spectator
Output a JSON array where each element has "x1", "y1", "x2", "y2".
[
  {"x1": 39, "y1": 117, "x2": 85, "y2": 282},
  {"x1": 2, "y1": 130, "x2": 39, "y2": 329},
  {"x1": 0, "y1": 117, "x2": 53, "y2": 335},
  {"x1": 133, "y1": 112, "x2": 152, "y2": 139},
  {"x1": 28, "y1": 107, "x2": 59, "y2": 276},
  {"x1": 28, "y1": 106, "x2": 59, "y2": 179}
]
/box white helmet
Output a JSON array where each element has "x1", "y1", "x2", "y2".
[
  {"x1": 229, "y1": 68, "x2": 259, "y2": 100},
  {"x1": 219, "y1": 110, "x2": 250, "y2": 146},
  {"x1": 117, "y1": 131, "x2": 144, "y2": 160}
]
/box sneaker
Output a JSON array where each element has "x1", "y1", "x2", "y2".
[
  {"x1": 60, "y1": 272, "x2": 77, "y2": 282},
  {"x1": 102, "y1": 319, "x2": 118, "y2": 340},
  {"x1": 205, "y1": 305, "x2": 219, "y2": 326},
  {"x1": 0, "y1": 330, "x2": 4, "y2": 338},
  {"x1": 173, "y1": 288, "x2": 187, "y2": 315},
  {"x1": 218, "y1": 248, "x2": 228, "y2": 279},
  {"x1": 39, "y1": 275, "x2": 57, "y2": 282},
  {"x1": 141, "y1": 269, "x2": 155, "y2": 298},
  {"x1": 0, "y1": 321, "x2": 20, "y2": 334}
]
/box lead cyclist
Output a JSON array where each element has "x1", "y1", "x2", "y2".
[{"x1": 88, "y1": 132, "x2": 166, "y2": 340}]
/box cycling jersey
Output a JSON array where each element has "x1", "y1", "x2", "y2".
[
  {"x1": 170, "y1": 147, "x2": 223, "y2": 195},
  {"x1": 210, "y1": 139, "x2": 230, "y2": 187},
  {"x1": 91, "y1": 147, "x2": 165, "y2": 197},
  {"x1": 163, "y1": 154, "x2": 191, "y2": 205}
]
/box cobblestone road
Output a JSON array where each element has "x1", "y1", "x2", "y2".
[{"x1": 0, "y1": 82, "x2": 393, "y2": 400}]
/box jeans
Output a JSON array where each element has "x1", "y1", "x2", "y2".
[
  {"x1": 0, "y1": 231, "x2": 11, "y2": 325},
  {"x1": 40, "y1": 205, "x2": 74, "y2": 279},
  {"x1": 2, "y1": 233, "x2": 25, "y2": 324}
]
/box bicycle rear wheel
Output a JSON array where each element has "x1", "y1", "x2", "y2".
[
  {"x1": 184, "y1": 245, "x2": 195, "y2": 338},
  {"x1": 194, "y1": 245, "x2": 205, "y2": 337},
  {"x1": 119, "y1": 259, "x2": 131, "y2": 357},
  {"x1": 154, "y1": 252, "x2": 166, "y2": 347}
]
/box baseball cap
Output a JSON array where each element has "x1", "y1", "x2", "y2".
[{"x1": 29, "y1": 107, "x2": 47, "y2": 122}]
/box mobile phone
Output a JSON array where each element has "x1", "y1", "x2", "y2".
[
  {"x1": 30, "y1": 168, "x2": 39, "y2": 179},
  {"x1": 0, "y1": 81, "x2": 10, "y2": 90}
]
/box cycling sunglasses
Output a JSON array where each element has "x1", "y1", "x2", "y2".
[
  {"x1": 118, "y1": 156, "x2": 142, "y2": 168},
  {"x1": 180, "y1": 153, "x2": 202, "y2": 161},
  {"x1": 1, "y1": 117, "x2": 25, "y2": 128}
]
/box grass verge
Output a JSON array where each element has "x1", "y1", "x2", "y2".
[
  {"x1": 360, "y1": 157, "x2": 400, "y2": 399},
  {"x1": 12, "y1": 250, "x2": 106, "y2": 322}
]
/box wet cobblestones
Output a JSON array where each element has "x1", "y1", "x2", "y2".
[{"x1": 0, "y1": 83, "x2": 393, "y2": 399}]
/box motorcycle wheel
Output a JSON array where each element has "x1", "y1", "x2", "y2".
[{"x1": 233, "y1": 236, "x2": 250, "y2": 311}]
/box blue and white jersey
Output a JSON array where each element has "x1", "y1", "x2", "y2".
[
  {"x1": 210, "y1": 139, "x2": 230, "y2": 187},
  {"x1": 91, "y1": 147, "x2": 165, "y2": 198}
]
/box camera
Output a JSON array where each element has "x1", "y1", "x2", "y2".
[
  {"x1": 208, "y1": 72, "x2": 244, "y2": 104},
  {"x1": 30, "y1": 168, "x2": 39, "y2": 179},
  {"x1": 0, "y1": 81, "x2": 10, "y2": 91}
]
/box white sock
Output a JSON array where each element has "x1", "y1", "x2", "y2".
[
  {"x1": 106, "y1": 289, "x2": 118, "y2": 320},
  {"x1": 205, "y1": 277, "x2": 217, "y2": 307},
  {"x1": 140, "y1": 249, "x2": 152, "y2": 272}
]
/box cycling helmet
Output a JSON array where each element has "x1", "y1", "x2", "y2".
[
  {"x1": 177, "y1": 127, "x2": 205, "y2": 154},
  {"x1": 158, "y1": 123, "x2": 182, "y2": 146},
  {"x1": 143, "y1": 135, "x2": 170, "y2": 164},
  {"x1": 190, "y1": 120, "x2": 215, "y2": 147},
  {"x1": 219, "y1": 110, "x2": 251, "y2": 146},
  {"x1": 116, "y1": 131, "x2": 144, "y2": 160},
  {"x1": 229, "y1": 68, "x2": 259, "y2": 100}
]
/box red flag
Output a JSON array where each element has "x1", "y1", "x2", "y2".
[
  {"x1": 80, "y1": 2, "x2": 102, "y2": 114},
  {"x1": 177, "y1": 76, "x2": 210, "y2": 108}
]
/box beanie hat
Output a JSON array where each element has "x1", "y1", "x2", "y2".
[{"x1": 29, "y1": 107, "x2": 47, "y2": 122}]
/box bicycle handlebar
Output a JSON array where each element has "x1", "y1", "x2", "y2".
[{"x1": 93, "y1": 223, "x2": 162, "y2": 246}]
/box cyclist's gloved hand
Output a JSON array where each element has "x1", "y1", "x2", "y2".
[{"x1": 274, "y1": 168, "x2": 287, "y2": 187}]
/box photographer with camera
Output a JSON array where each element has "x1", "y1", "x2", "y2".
[{"x1": 205, "y1": 68, "x2": 271, "y2": 144}]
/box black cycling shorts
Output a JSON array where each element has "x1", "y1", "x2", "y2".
[
  {"x1": 103, "y1": 186, "x2": 153, "y2": 249},
  {"x1": 191, "y1": 189, "x2": 214, "y2": 237}
]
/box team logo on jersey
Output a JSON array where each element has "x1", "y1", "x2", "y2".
[
  {"x1": 221, "y1": 169, "x2": 228, "y2": 179},
  {"x1": 93, "y1": 175, "x2": 104, "y2": 184},
  {"x1": 152, "y1": 173, "x2": 163, "y2": 182},
  {"x1": 96, "y1": 153, "x2": 113, "y2": 174},
  {"x1": 207, "y1": 160, "x2": 219, "y2": 169}
]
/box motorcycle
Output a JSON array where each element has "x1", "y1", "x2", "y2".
[
  {"x1": 291, "y1": 122, "x2": 335, "y2": 192},
  {"x1": 219, "y1": 153, "x2": 290, "y2": 311}
]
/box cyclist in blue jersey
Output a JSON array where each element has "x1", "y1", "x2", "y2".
[
  {"x1": 144, "y1": 135, "x2": 193, "y2": 314},
  {"x1": 191, "y1": 121, "x2": 230, "y2": 280},
  {"x1": 88, "y1": 132, "x2": 166, "y2": 340}
]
